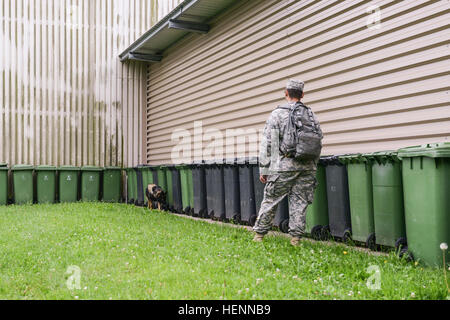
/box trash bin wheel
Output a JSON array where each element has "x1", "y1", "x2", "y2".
[
  {"x1": 200, "y1": 209, "x2": 208, "y2": 219},
  {"x1": 310, "y1": 225, "x2": 322, "y2": 241},
  {"x1": 366, "y1": 233, "x2": 377, "y2": 251},
  {"x1": 395, "y1": 237, "x2": 407, "y2": 250},
  {"x1": 184, "y1": 206, "x2": 191, "y2": 215},
  {"x1": 190, "y1": 208, "x2": 196, "y2": 216},
  {"x1": 249, "y1": 215, "x2": 257, "y2": 227},
  {"x1": 279, "y1": 219, "x2": 289, "y2": 234},
  {"x1": 342, "y1": 229, "x2": 352, "y2": 243},
  {"x1": 232, "y1": 214, "x2": 241, "y2": 224},
  {"x1": 128, "y1": 199, "x2": 134, "y2": 205},
  {"x1": 320, "y1": 226, "x2": 331, "y2": 241}
]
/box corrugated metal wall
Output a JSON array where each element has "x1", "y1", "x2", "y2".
[
  {"x1": 0, "y1": 0, "x2": 181, "y2": 167},
  {"x1": 146, "y1": 0, "x2": 450, "y2": 165}
]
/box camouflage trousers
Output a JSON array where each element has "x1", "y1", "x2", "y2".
[{"x1": 253, "y1": 170, "x2": 317, "y2": 238}]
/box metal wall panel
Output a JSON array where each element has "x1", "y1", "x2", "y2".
[
  {"x1": 0, "y1": 0, "x2": 180, "y2": 167},
  {"x1": 146, "y1": 0, "x2": 450, "y2": 164}
]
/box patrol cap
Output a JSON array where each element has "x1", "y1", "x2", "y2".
[{"x1": 286, "y1": 79, "x2": 304, "y2": 91}]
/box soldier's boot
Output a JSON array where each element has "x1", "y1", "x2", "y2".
[
  {"x1": 290, "y1": 237, "x2": 301, "y2": 246},
  {"x1": 253, "y1": 233, "x2": 264, "y2": 242}
]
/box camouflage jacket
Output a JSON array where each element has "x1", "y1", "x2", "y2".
[{"x1": 259, "y1": 101, "x2": 320, "y2": 175}]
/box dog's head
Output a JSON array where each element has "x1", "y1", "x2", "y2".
[{"x1": 152, "y1": 185, "x2": 165, "y2": 200}]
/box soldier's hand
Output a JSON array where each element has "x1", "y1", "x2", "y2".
[{"x1": 260, "y1": 175, "x2": 268, "y2": 184}]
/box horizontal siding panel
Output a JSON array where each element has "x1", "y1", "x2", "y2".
[
  {"x1": 148, "y1": 0, "x2": 435, "y2": 104},
  {"x1": 145, "y1": 9, "x2": 448, "y2": 131},
  {"x1": 146, "y1": 0, "x2": 450, "y2": 165}
]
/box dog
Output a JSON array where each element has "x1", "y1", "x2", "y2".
[{"x1": 145, "y1": 184, "x2": 166, "y2": 211}]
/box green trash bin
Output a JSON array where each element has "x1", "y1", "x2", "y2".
[
  {"x1": 0, "y1": 165, "x2": 8, "y2": 205},
  {"x1": 139, "y1": 165, "x2": 153, "y2": 206},
  {"x1": 366, "y1": 151, "x2": 406, "y2": 250},
  {"x1": 305, "y1": 159, "x2": 329, "y2": 240},
  {"x1": 126, "y1": 168, "x2": 137, "y2": 204},
  {"x1": 165, "y1": 165, "x2": 174, "y2": 211},
  {"x1": 12, "y1": 165, "x2": 34, "y2": 205},
  {"x1": 103, "y1": 167, "x2": 122, "y2": 202},
  {"x1": 177, "y1": 164, "x2": 194, "y2": 215},
  {"x1": 398, "y1": 143, "x2": 450, "y2": 267},
  {"x1": 35, "y1": 165, "x2": 57, "y2": 204},
  {"x1": 187, "y1": 165, "x2": 194, "y2": 214},
  {"x1": 81, "y1": 166, "x2": 102, "y2": 202},
  {"x1": 58, "y1": 166, "x2": 80, "y2": 203},
  {"x1": 340, "y1": 154, "x2": 375, "y2": 248},
  {"x1": 156, "y1": 166, "x2": 167, "y2": 192}
]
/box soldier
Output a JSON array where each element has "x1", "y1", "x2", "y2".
[{"x1": 253, "y1": 79, "x2": 322, "y2": 246}]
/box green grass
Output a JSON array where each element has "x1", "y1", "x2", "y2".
[{"x1": 0, "y1": 203, "x2": 447, "y2": 300}]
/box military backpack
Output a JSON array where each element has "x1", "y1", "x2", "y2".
[{"x1": 277, "y1": 101, "x2": 323, "y2": 161}]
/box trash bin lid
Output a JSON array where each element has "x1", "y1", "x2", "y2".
[
  {"x1": 0, "y1": 166, "x2": 8, "y2": 171},
  {"x1": 365, "y1": 151, "x2": 400, "y2": 164},
  {"x1": 338, "y1": 153, "x2": 370, "y2": 164},
  {"x1": 104, "y1": 166, "x2": 122, "y2": 170},
  {"x1": 35, "y1": 165, "x2": 57, "y2": 171},
  {"x1": 0, "y1": 163, "x2": 7, "y2": 167},
  {"x1": 320, "y1": 155, "x2": 344, "y2": 166},
  {"x1": 81, "y1": 166, "x2": 103, "y2": 171},
  {"x1": 398, "y1": 142, "x2": 450, "y2": 158},
  {"x1": 58, "y1": 165, "x2": 80, "y2": 171},
  {"x1": 11, "y1": 164, "x2": 34, "y2": 171}
]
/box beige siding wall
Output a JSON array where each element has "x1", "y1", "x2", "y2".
[
  {"x1": 0, "y1": 0, "x2": 181, "y2": 167},
  {"x1": 146, "y1": 0, "x2": 450, "y2": 165}
]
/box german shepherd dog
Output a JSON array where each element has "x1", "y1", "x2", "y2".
[{"x1": 145, "y1": 184, "x2": 166, "y2": 211}]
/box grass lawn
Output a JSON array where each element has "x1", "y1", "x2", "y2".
[{"x1": 0, "y1": 203, "x2": 447, "y2": 300}]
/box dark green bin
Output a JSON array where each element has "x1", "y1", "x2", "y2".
[
  {"x1": 126, "y1": 168, "x2": 137, "y2": 204},
  {"x1": 35, "y1": 165, "x2": 57, "y2": 204},
  {"x1": 177, "y1": 164, "x2": 194, "y2": 215},
  {"x1": 58, "y1": 166, "x2": 80, "y2": 203},
  {"x1": 165, "y1": 165, "x2": 174, "y2": 211},
  {"x1": 340, "y1": 154, "x2": 375, "y2": 248},
  {"x1": 0, "y1": 165, "x2": 8, "y2": 205},
  {"x1": 81, "y1": 166, "x2": 102, "y2": 202},
  {"x1": 366, "y1": 151, "x2": 406, "y2": 250},
  {"x1": 12, "y1": 165, "x2": 34, "y2": 205},
  {"x1": 103, "y1": 167, "x2": 122, "y2": 202},
  {"x1": 398, "y1": 143, "x2": 450, "y2": 267},
  {"x1": 305, "y1": 160, "x2": 329, "y2": 240}
]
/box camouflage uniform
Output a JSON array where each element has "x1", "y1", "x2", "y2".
[{"x1": 253, "y1": 80, "x2": 321, "y2": 238}]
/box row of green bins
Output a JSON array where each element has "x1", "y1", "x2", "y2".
[
  {"x1": 398, "y1": 143, "x2": 449, "y2": 267},
  {"x1": 3, "y1": 165, "x2": 121, "y2": 204},
  {"x1": 340, "y1": 154, "x2": 375, "y2": 248},
  {"x1": 305, "y1": 159, "x2": 329, "y2": 240},
  {"x1": 367, "y1": 151, "x2": 406, "y2": 251},
  {"x1": 0, "y1": 164, "x2": 8, "y2": 205}
]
